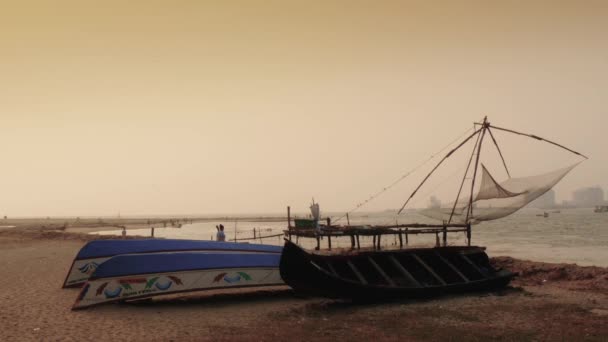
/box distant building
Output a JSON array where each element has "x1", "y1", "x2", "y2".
[
  {"x1": 529, "y1": 189, "x2": 556, "y2": 209},
  {"x1": 572, "y1": 187, "x2": 604, "y2": 208}
]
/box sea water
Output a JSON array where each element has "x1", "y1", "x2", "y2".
[{"x1": 93, "y1": 208, "x2": 608, "y2": 267}]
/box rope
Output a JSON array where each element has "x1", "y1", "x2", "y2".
[{"x1": 332, "y1": 125, "x2": 475, "y2": 224}]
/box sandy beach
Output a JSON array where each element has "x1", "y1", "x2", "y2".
[{"x1": 0, "y1": 228, "x2": 606, "y2": 341}]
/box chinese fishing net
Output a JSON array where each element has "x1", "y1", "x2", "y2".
[{"x1": 420, "y1": 162, "x2": 580, "y2": 224}]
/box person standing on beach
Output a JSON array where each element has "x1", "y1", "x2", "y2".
[{"x1": 216, "y1": 224, "x2": 226, "y2": 241}]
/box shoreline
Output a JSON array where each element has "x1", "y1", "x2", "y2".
[{"x1": 1, "y1": 229, "x2": 607, "y2": 341}]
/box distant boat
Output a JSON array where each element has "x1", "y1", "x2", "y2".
[
  {"x1": 594, "y1": 206, "x2": 608, "y2": 213},
  {"x1": 536, "y1": 212, "x2": 549, "y2": 218}
]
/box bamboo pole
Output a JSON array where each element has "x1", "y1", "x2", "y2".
[
  {"x1": 448, "y1": 128, "x2": 482, "y2": 224},
  {"x1": 398, "y1": 127, "x2": 483, "y2": 214},
  {"x1": 490, "y1": 124, "x2": 588, "y2": 159},
  {"x1": 466, "y1": 117, "x2": 488, "y2": 222},
  {"x1": 487, "y1": 127, "x2": 511, "y2": 178},
  {"x1": 398, "y1": 228, "x2": 403, "y2": 248}
]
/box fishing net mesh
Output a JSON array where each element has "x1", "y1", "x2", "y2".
[{"x1": 420, "y1": 163, "x2": 579, "y2": 224}]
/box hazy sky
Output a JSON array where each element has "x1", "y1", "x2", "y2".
[{"x1": 1, "y1": 1, "x2": 606, "y2": 216}]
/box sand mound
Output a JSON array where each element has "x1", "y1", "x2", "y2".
[{"x1": 492, "y1": 256, "x2": 608, "y2": 293}]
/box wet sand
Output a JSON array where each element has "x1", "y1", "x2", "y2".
[{"x1": 0, "y1": 229, "x2": 607, "y2": 341}]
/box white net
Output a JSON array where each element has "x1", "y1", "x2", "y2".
[{"x1": 420, "y1": 162, "x2": 580, "y2": 224}]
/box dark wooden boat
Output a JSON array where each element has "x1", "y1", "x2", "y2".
[{"x1": 280, "y1": 239, "x2": 514, "y2": 300}]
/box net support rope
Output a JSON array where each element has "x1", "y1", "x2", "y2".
[{"x1": 332, "y1": 126, "x2": 475, "y2": 224}]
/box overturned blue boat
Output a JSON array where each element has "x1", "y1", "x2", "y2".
[
  {"x1": 63, "y1": 239, "x2": 282, "y2": 288},
  {"x1": 73, "y1": 251, "x2": 283, "y2": 310}
]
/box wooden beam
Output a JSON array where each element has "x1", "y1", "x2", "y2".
[
  {"x1": 368, "y1": 257, "x2": 396, "y2": 287},
  {"x1": 326, "y1": 261, "x2": 339, "y2": 277},
  {"x1": 347, "y1": 261, "x2": 368, "y2": 285},
  {"x1": 435, "y1": 252, "x2": 469, "y2": 282},
  {"x1": 411, "y1": 254, "x2": 447, "y2": 285},
  {"x1": 460, "y1": 254, "x2": 486, "y2": 277},
  {"x1": 388, "y1": 255, "x2": 421, "y2": 287}
]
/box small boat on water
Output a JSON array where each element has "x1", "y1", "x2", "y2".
[
  {"x1": 73, "y1": 251, "x2": 283, "y2": 310},
  {"x1": 594, "y1": 205, "x2": 608, "y2": 213},
  {"x1": 280, "y1": 240, "x2": 513, "y2": 300},
  {"x1": 63, "y1": 239, "x2": 282, "y2": 288}
]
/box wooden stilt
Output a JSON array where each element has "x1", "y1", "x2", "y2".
[
  {"x1": 356, "y1": 235, "x2": 360, "y2": 249},
  {"x1": 398, "y1": 228, "x2": 403, "y2": 248},
  {"x1": 328, "y1": 235, "x2": 332, "y2": 250}
]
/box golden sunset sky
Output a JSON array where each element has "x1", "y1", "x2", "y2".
[{"x1": 1, "y1": 1, "x2": 606, "y2": 216}]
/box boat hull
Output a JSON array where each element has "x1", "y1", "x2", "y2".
[
  {"x1": 280, "y1": 240, "x2": 514, "y2": 300},
  {"x1": 63, "y1": 239, "x2": 282, "y2": 288},
  {"x1": 73, "y1": 252, "x2": 283, "y2": 309}
]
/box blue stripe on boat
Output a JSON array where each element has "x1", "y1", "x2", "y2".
[
  {"x1": 91, "y1": 252, "x2": 280, "y2": 279},
  {"x1": 76, "y1": 239, "x2": 282, "y2": 259}
]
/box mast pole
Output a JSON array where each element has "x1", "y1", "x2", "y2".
[
  {"x1": 489, "y1": 124, "x2": 588, "y2": 159},
  {"x1": 448, "y1": 126, "x2": 483, "y2": 224},
  {"x1": 487, "y1": 127, "x2": 511, "y2": 178},
  {"x1": 465, "y1": 116, "x2": 489, "y2": 223},
  {"x1": 397, "y1": 127, "x2": 483, "y2": 214}
]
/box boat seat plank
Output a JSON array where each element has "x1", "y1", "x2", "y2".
[
  {"x1": 388, "y1": 255, "x2": 422, "y2": 287},
  {"x1": 368, "y1": 257, "x2": 396, "y2": 287},
  {"x1": 347, "y1": 260, "x2": 368, "y2": 285},
  {"x1": 435, "y1": 252, "x2": 469, "y2": 283},
  {"x1": 411, "y1": 254, "x2": 447, "y2": 286}
]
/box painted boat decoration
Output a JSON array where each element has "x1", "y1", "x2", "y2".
[
  {"x1": 279, "y1": 239, "x2": 514, "y2": 300},
  {"x1": 63, "y1": 239, "x2": 282, "y2": 288},
  {"x1": 73, "y1": 252, "x2": 283, "y2": 310}
]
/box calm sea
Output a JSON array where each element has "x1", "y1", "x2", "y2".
[{"x1": 94, "y1": 208, "x2": 608, "y2": 267}]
